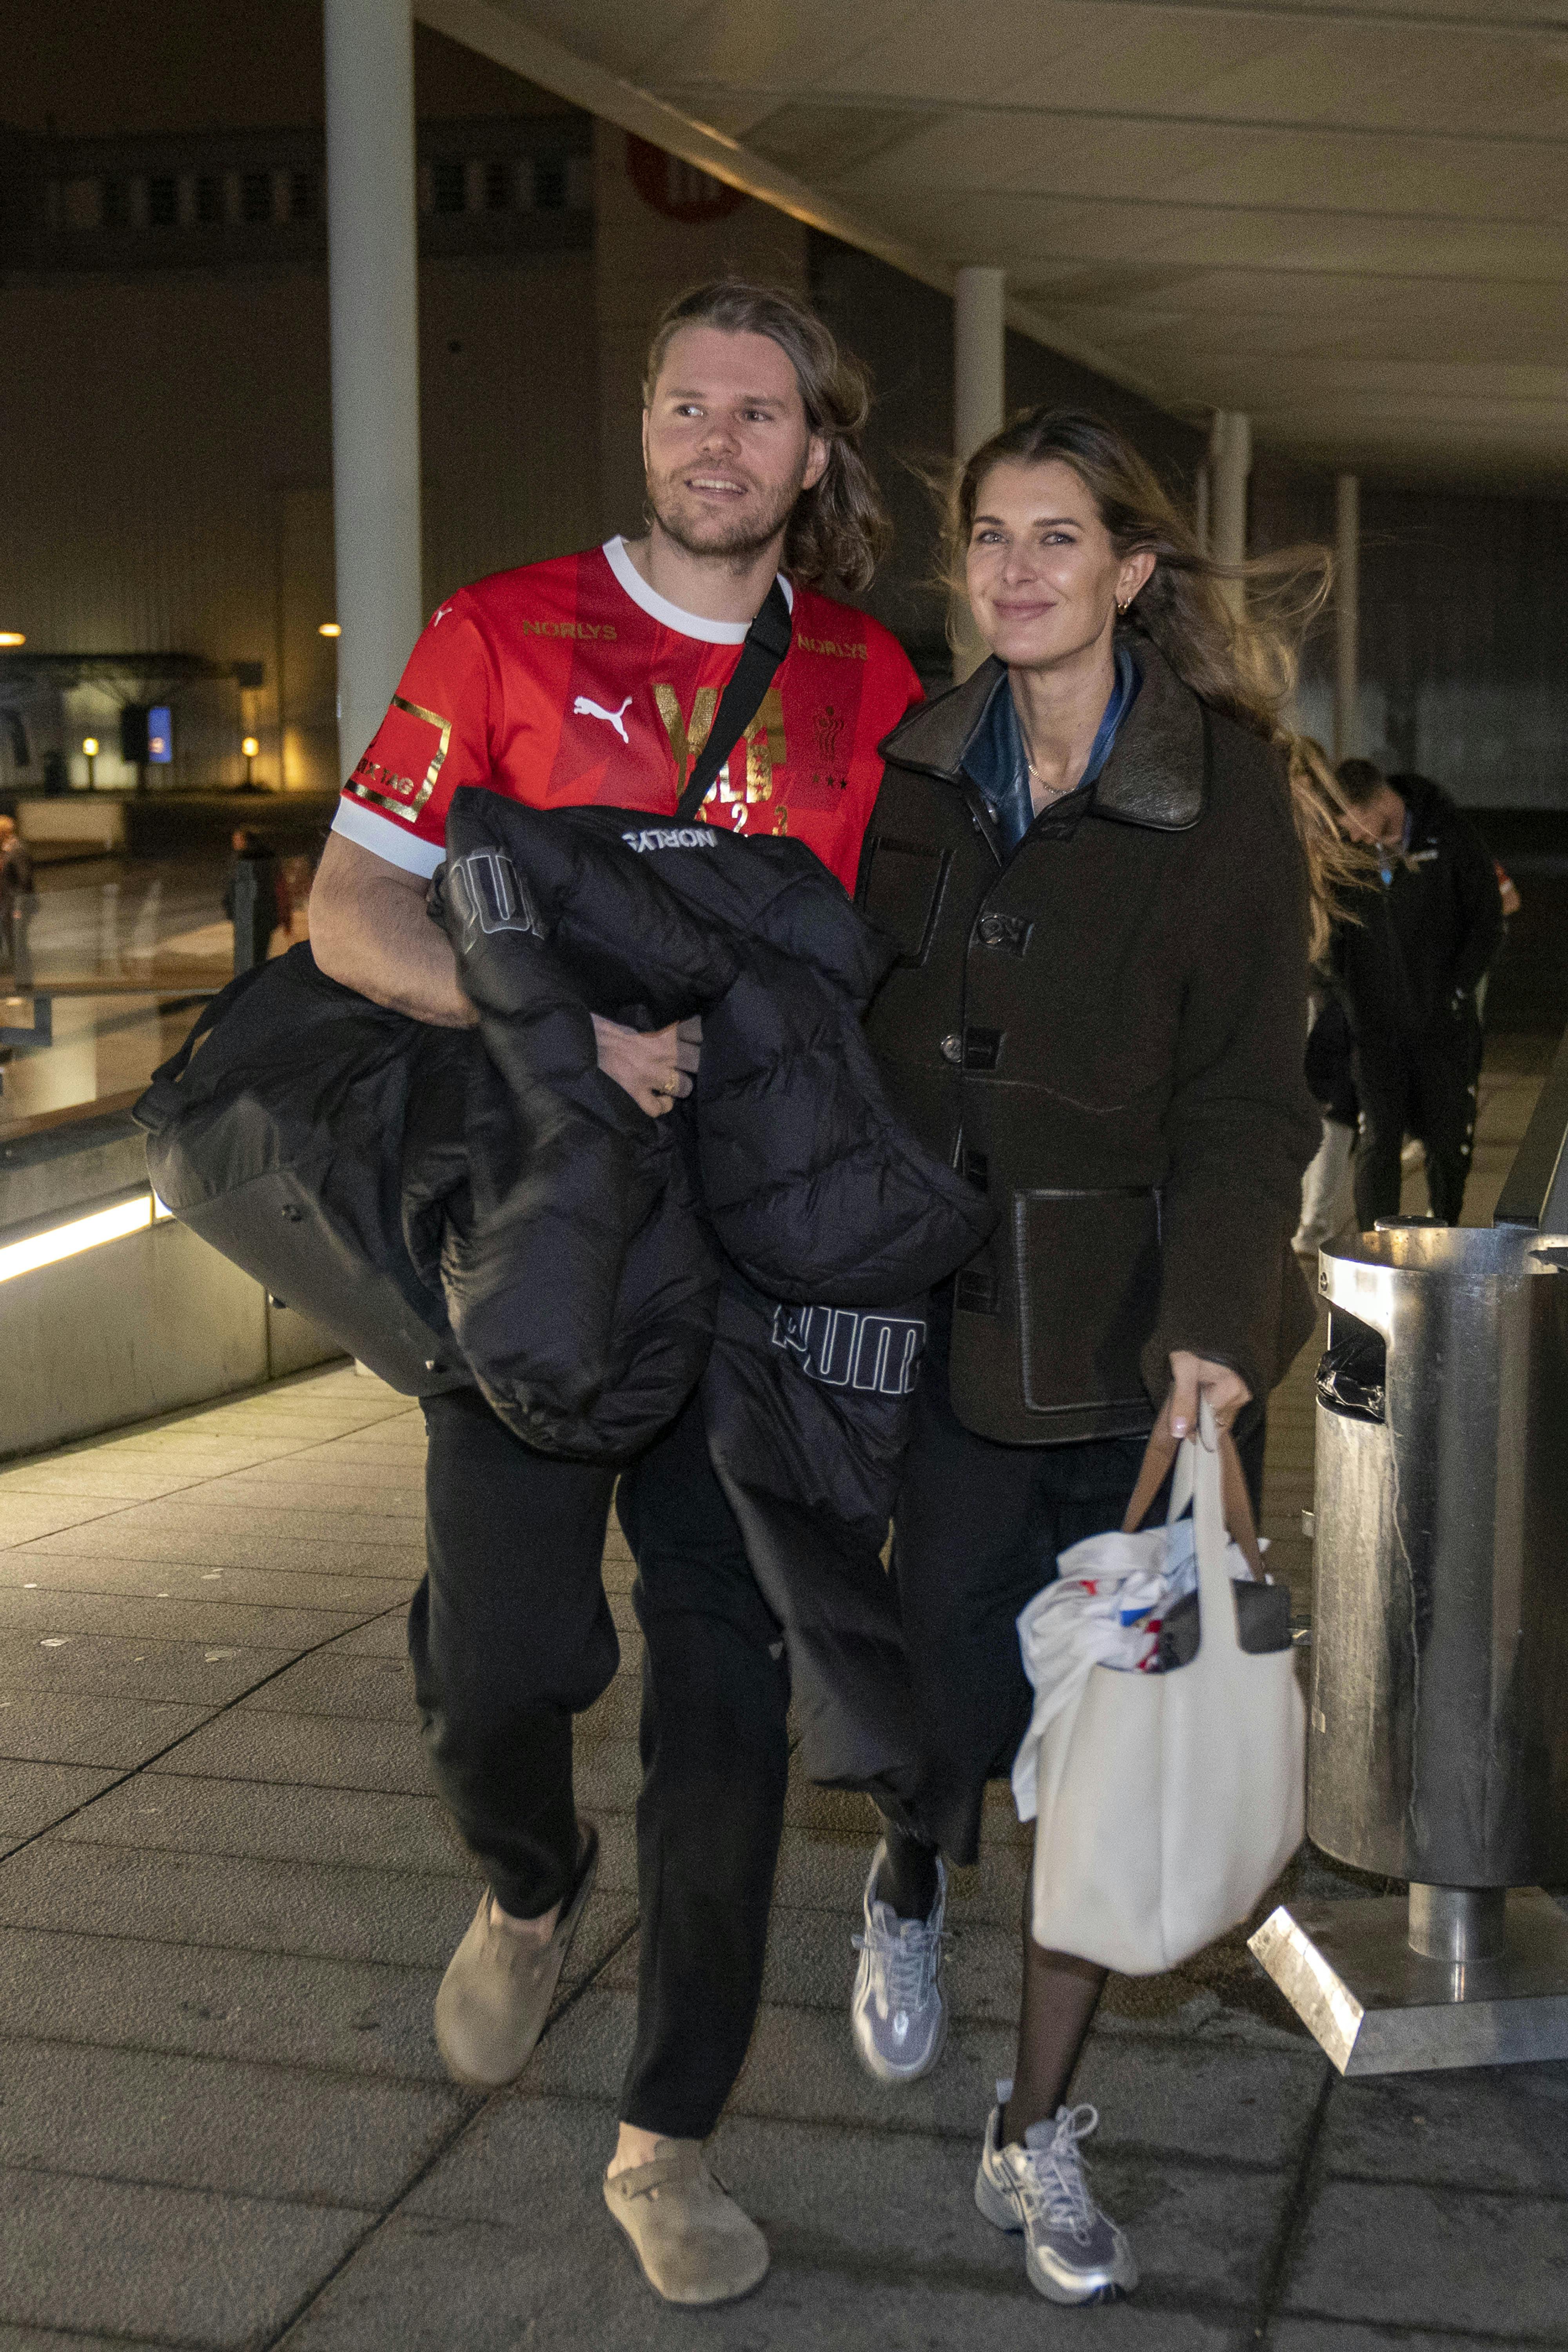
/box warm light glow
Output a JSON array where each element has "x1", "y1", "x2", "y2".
[
  {"x1": 241, "y1": 736, "x2": 260, "y2": 759},
  {"x1": 82, "y1": 737, "x2": 99, "y2": 757},
  {"x1": 0, "y1": 631, "x2": 25, "y2": 648},
  {"x1": 0, "y1": 1194, "x2": 157, "y2": 1285},
  {"x1": 318, "y1": 622, "x2": 341, "y2": 638}
]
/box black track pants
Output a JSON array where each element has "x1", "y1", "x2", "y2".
[
  {"x1": 410, "y1": 1385, "x2": 789, "y2": 2138},
  {"x1": 614, "y1": 1392, "x2": 791, "y2": 2136},
  {"x1": 410, "y1": 1387, "x2": 619, "y2": 1923},
  {"x1": 1353, "y1": 1023, "x2": 1480, "y2": 1228}
]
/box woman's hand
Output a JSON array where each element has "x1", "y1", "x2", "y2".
[
  {"x1": 1160, "y1": 1350, "x2": 1252, "y2": 1441},
  {"x1": 591, "y1": 1013, "x2": 701, "y2": 1117}
]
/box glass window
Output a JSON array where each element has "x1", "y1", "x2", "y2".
[
  {"x1": 240, "y1": 171, "x2": 272, "y2": 225},
  {"x1": 484, "y1": 159, "x2": 511, "y2": 212},
  {"x1": 195, "y1": 174, "x2": 223, "y2": 224},
  {"x1": 290, "y1": 169, "x2": 317, "y2": 221},
  {"x1": 147, "y1": 175, "x2": 178, "y2": 227},
  {"x1": 101, "y1": 177, "x2": 130, "y2": 229},
  {"x1": 431, "y1": 158, "x2": 466, "y2": 214},
  {"x1": 535, "y1": 158, "x2": 566, "y2": 211}
]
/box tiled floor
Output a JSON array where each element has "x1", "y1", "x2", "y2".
[{"x1": 1, "y1": 1040, "x2": 1564, "y2": 2350}]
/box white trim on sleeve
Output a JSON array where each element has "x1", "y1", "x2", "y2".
[
  {"x1": 330, "y1": 796, "x2": 446, "y2": 878},
  {"x1": 602, "y1": 536, "x2": 793, "y2": 643}
]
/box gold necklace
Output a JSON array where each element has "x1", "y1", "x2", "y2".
[{"x1": 1023, "y1": 750, "x2": 1072, "y2": 804}]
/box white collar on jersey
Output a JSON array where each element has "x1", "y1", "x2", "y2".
[{"x1": 602, "y1": 535, "x2": 795, "y2": 645}]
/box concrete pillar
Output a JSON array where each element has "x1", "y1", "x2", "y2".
[
  {"x1": 953, "y1": 266, "x2": 1006, "y2": 681},
  {"x1": 1208, "y1": 410, "x2": 1252, "y2": 616},
  {"x1": 324, "y1": 0, "x2": 423, "y2": 780},
  {"x1": 954, "y1": 267, "x2": 1007, "y2": 466},
  {"x1": 1334, "y1": 472, "x2": 1360, "y2": 764}
]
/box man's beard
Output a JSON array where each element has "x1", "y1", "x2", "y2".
[{"x1": 646, "y1": 465, "x2": 806, "y2": 566}]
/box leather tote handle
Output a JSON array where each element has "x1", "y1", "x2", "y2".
[
  {"x1": 1121, "y1": 1423, "x2": 1179, "y2": 1538},
  {"x1": 673, "y1": 577, "x2": 792, "y2": 823},
  {"x1": 1121, "y1": 1411, "x2": 1266, "y2": 1581}
]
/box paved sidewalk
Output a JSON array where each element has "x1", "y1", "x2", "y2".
[{"x1": 2, "y1": 1045, "x2": 1565, "y2": 2349}]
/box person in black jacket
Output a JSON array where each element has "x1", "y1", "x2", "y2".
[
  {"x1": 1331, "y1": 757, "x2": 1503, "y2": 1227},
  {"x1": 221, "y1": 828, "x2": 282, "y2": 974},
  {"x1": 844, "y1": 408, "x2": 1352, "y2": 2307}
]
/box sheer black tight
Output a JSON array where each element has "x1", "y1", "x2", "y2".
[
  {"x1": 873, "y1": 1809, "x2": 941, "y2": 1922},
  {"x1": 1002, "y1": 1859, "x2": 1107, "y2": 2147}
]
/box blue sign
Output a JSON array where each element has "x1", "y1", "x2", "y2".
[{"x1": 147, "y1": 704, "x2": 173, "y2": 764}]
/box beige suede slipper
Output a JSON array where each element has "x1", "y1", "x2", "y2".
[{"x1": 604, "y1": 2140, "x2": 769, "y2": 2307}]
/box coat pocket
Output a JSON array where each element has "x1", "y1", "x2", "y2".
[
  {"x1": 1014, "y1": 1187, "x2": 1161, "y2": 1420},
  {"x1": 859, "y1": 836, "x2": 951, "y2": 965}
]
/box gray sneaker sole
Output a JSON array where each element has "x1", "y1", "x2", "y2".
[{"x1": 974, "y1": 2159, "x2": 1136, "y2": 2305}]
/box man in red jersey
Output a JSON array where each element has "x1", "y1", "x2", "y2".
[{"x1": 311, "y1": 281, "x2": 921, "y2": 2306}]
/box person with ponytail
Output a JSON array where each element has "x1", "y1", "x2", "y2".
[{"x1": 846, "y1": 407, "x2": 1350, "y2": 2306}]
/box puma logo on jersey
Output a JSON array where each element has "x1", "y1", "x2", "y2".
[
  {"x1": 430, "y1": 603, "x2": 455, "y2": 628},
  {"x1": 574, "y1": 693, "x2": 633, "y2": 744}
]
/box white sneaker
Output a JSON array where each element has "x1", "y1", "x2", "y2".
[
  {"x1": 849, "y1": 1840, "x2": 947, "y2": 2083},
  {"x1": 975, "y1": 2083, "x2": 1138, "y2": 2305}
]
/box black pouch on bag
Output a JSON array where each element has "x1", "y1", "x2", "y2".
[{"x1": 1158, "y1": 1577, "x2": 1293, "y2": 1669}]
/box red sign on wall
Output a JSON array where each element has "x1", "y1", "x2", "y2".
[{"x1": 627, "y1": 135, "x2": 748, "y2": 225}]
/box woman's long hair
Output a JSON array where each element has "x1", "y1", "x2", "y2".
[
  {"x1": 644, "y1": 280, "x2": 891, "y2": 595},
  {"x1": 946, "y1": 407, "x2": 1361, "y2": 953}
]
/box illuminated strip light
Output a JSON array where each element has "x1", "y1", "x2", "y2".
[{"x1": 0, "y1": 1191, "x2": 174, "y2": 1286}]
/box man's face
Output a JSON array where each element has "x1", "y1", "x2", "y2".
[
  {"x1": 643, "y1": 325, "x2": 828, "y2": 564},
  {"x1": 1344, "y1": 784, "x2": 1406, "y2": 849}
]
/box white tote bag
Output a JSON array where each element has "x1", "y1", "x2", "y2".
[{"x1": 1027, "y1": 1399, "x2": 1305, "y2": 1975}]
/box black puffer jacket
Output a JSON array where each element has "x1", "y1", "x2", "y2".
[{"x1": 438, "y1": 791, "x2": 992, "y2": 1452}]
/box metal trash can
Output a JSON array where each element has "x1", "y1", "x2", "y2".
[{"x1": 1251, "y1": 1221, "x2": 1568, "y2": 2074}]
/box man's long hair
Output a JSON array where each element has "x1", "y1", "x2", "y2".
[
  {"x1": 946, "y1": 405, "x2": 1365, "y2": 951},
  {"x1": 643, "y1": 280, "x2": 891, "y2": 595}
]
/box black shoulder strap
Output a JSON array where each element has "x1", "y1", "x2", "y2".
[{"x1": 674, "y1": 577, "x2": 792, "y2": 823}]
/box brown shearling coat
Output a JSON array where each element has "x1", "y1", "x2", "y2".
[{"x1": 858, "y1": 634, "x2": 1319, "y2": 1444}]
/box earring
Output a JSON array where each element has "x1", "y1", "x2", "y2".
[{"x1": 1116, "y1": 597, "x2": 1130, "y2": 616}]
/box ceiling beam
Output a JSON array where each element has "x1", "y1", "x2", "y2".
[
  {"x1": 676, "y1": 87, "x2": 1568, "y2": 153},
  {"x1": 1082, "y1": 0, "x2": 1568, "y2": 34},
  {"x1": 414, "y1": 0, "x2": 1183, "y2": 414}
]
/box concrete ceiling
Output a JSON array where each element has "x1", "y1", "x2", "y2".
[{"x1": 419, "y1": 0, "x2": 1568, "y2": 486}]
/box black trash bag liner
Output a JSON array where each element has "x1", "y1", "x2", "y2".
[{"x1": 1315, "y1": 1322, "x2": 1387, "y2": 1423}]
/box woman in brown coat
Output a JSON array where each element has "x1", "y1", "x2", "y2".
[{"x1": 844, "y1": 409, "x2": 1350, "y2": 2305}]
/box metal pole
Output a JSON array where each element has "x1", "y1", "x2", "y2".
[
  {"x1": 952, "y1": 265, "x2": 1006, "y2": 682},
  {"x1": 1209, "y1": 411, "x2": 1251, "y2": 617},
  {"x1": 324, "y1": 0, "x2": 423, "y2": 784},
  {"x1": 1334, "y1": 472, "x2": 1360, "y2": 763}
]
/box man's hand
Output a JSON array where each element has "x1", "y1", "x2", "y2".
[
  {"x1": 592, "y1": 1013, "x2": 701, "y2": 1118},
  {"x1": 1159, "y1": 1350, "x2": 1252, "y2": 1442}
]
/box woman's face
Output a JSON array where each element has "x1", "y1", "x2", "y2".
[{"x1": 964, "y1": 457, "x2": 1154, "y2": 671}]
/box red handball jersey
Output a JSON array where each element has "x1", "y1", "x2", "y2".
[{"x1": 333, "y1": 537, "x2": 922, "y2": 897}]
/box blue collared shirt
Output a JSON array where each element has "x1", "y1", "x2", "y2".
[{"x1": 969, "y1": 645, "x2": 1140, "y2": 854}]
